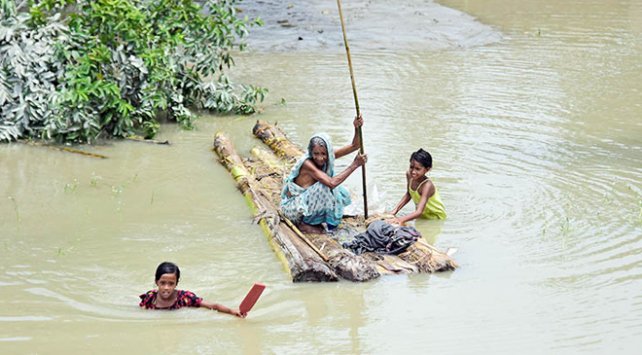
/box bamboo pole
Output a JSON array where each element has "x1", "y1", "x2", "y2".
[{"x1": 337, "y1": 0, "x2": 368, "y2": 218}]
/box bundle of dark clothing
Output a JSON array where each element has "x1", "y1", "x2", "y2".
[{"x1": 342, "y1": 220, "x2": 420, "y2": 255}]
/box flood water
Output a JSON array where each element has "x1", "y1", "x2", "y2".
[{"x1": 1, "y1": 0, "x2": 641, "y2": 353}]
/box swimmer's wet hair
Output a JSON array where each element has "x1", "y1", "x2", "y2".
[{"x1": 155, "y1": 261, "x2": 180, "y2": 282}]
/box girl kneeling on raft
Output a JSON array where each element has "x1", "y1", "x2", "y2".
[{"x1": 387, "y1": 148, "x2": 446, "y2": 225}]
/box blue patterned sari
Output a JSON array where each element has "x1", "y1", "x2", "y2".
[{"x1": 280, "y1": 133, "x2": 351, "y2": 228}]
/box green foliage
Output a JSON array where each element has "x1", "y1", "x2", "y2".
[
  {"x1": 0, "y1": 2, "x2": 68, "y2": 141},
  {"x1": 0, "y1": 0, "x2": 266, "y2": 143}
]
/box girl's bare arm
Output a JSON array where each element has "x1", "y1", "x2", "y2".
[
  {"x1": 390, "y1": 172, "x2": 412, "y2": 215},
  {"x1": 390, "y1": 193, "x2": 412, "y2": 216},
  {"x1": 396, "y1": 180, "x2": 435, "y2": 225}
]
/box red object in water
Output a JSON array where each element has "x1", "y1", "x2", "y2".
[{"x1": 239, "y1": 283, "x2": 265, "y2": 315}]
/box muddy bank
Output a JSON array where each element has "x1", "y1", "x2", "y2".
[{"x1": 239, "y1": 0, "x2": 502, "y2": 52}]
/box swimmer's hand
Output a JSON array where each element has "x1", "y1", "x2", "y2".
[{"x1": 232, "y1": 309, "x2": 247, "y2": 318}]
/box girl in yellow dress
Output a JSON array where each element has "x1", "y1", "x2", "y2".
[{"x1": 387, "y1": 148, "x2": 446, "y2": 225}]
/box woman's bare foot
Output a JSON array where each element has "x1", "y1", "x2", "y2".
[{"x1": 298, "y1": 222, "x2": 324, "y2": 234}]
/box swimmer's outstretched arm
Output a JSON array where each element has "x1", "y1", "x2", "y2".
[{"x1": 200, "y1": 300, "x2": 246, "y2": 318}]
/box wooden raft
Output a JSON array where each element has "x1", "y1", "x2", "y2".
[{"x1": 212, "y1": 121, "x2": 457, "y2": 282}]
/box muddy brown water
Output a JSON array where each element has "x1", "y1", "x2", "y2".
[{"x1": 1, "y1": 0, "x2": 641, "y2": 353}]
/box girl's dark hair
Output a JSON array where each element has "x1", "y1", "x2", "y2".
[
  {"x1": 155, "y1": 261, "x2": 180, "y2": 282},
  {"x1": 410, "y1": 148, "x2": 432, "y2": 168}
]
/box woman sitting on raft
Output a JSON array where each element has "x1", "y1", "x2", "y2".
[{"x1": 281, "y1": 114, "x2": 368, "y2": 234}]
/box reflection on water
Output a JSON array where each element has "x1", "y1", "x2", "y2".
[
  {"x1": 414, "y1": 219, "x2": 446, "y2": 246},
  {"x1": 1, "y1": 0, "x2": 641, "y2": 353}
]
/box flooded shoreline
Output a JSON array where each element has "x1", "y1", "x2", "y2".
[{"x1": 239, "y1": 0, "x2": 502, "y2": 52}]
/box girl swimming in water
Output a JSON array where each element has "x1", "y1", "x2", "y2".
[{"x1": 139, "y1": 261, "x2": 245, "y2": 317}]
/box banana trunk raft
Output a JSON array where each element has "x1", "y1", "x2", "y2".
[{"x1": 212, "y1": 121, "x2": 457, "y2": 282}]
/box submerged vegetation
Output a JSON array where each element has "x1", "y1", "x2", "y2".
[{"x1": 0, "y1": 0, "x2": 266, "y2": 143}]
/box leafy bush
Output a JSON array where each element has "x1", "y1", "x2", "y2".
[
  {"x1": 0, "y1": 0, "x2": 266, "y2": 143},
  {"x1": 0, "y1": 0, "x2": 67, "y2": 141}
]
